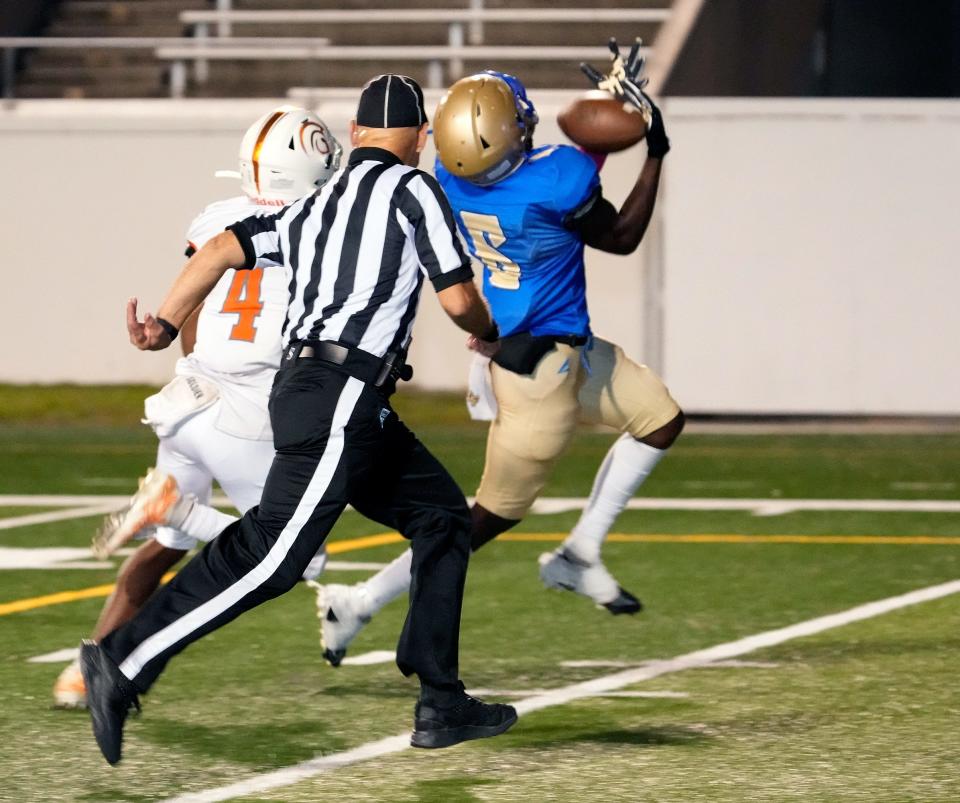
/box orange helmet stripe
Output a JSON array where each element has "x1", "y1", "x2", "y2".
[{"x1": 252, "y1": 110, "x2": 286, "y2": 195}]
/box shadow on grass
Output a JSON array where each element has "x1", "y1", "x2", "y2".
[
  {"x1": 308, "y1": 682, "x2": 414, "y2": 701},
  {"x1": 401, "y1": 777, "x2": 498, "y2": 803},
  {"x1": 516, "y1": 723, "x2": 711, "y2": 750},
  {"x1": 138, "y1": 715, "x2": 346, "y2": 769},
  {"x1": 79, "y1": 793, "x2": 161, "y2": 803}
]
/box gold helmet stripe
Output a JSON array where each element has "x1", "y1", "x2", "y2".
[{"x1": 252, "y1": 110, "x2": 286, "y2": 195}]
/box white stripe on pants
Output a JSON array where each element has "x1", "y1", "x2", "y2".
[{"x1": 118, "y1": 378, "x2": 365, "y2": 681}]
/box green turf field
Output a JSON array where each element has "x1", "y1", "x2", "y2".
[{"x1": 2, "y1": 387, "x2": 959, "y2": 802}]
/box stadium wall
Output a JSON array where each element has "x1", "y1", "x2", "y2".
[
  {"x1": 0, "y1": 95, "x2": 957, "y2": 415},
  {"x1": 662, "y1": 98, "x2": 960, "y2": 415}
]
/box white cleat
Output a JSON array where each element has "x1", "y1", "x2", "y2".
[
  {"x1": 538, "y1": 548, "x2": 643, "y2": 615},
  {"x1": 53, "y1": 659, "x2": 87, "y2": 709},
  {"x1": 309, "y1": 582, "x2": 370, "y2": 667},
  {"x1": 91, "y1": 469, "x2": 191, "y2": 559}
]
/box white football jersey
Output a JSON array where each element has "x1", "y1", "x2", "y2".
[
  {"x1": 176, "y1": 195, "x2": 291, "y2": 440},
  {"x1": 186, "y1": 195, "x2": 289, "y2": 375}
]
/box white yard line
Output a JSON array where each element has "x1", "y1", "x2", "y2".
[
  {"x1": 3, "y1": 494, "x2": 959, "y2": 523},
  {"x1": 0, "y1": 505, "x2": 121, "y2": 531},
  {"x1": 28, "y1": 647, "x2": 79, "y2": 664},
  {"x1": 0, "y1": 494, "x2": 234, "y2": 507},
  {"x1": 559, "y1": 659, "x2": 779, "y2": 670},
  {"x1": 0, "y1": 547, "x2": 113, "y2": 570},
  {"x1": 529, "y1": 497, "x2": 960, "y2": 516},
  {"x1": 1, "y1": 547, "x2": 386, "y2": 572},
  {"x1": 160, "y1": 577, "x2": 960, "y2": 803}
]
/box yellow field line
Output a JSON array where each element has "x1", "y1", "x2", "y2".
[
  {"x1": 3, "y1": 531, "x2": 960, "y2": 617},
  {"x1": 0, "y1": 571, "x2": 176, "y2": 617},
  {"x1": 325, "y1": 532, "x2": 404, "y2": 552}
]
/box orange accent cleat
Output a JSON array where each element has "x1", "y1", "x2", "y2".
[
  {"x1": 91, "y1": 469, "x2": 188, "y2": 559},
  {"x1": 53, "y1": 660, "x2": 87, "y2": 709}
]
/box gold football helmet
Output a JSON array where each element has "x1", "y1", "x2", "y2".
[{"x1": 434, "y1": 71, "x2": 538, "y2": 186}]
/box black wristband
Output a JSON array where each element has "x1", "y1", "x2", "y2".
[
  {"x1": 646, "y1": 107, "x2": 670, "y2": 159},
  {"x1": 479, "y1": 322, "x2": 500, "y2": 343},
  {"x1": 156, "y1": 317, "x2": 179, "y2": 342}
]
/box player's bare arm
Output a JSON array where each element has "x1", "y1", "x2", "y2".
[
  {"x1": 437, "y1": 280, "x2": 500, "y2": 357},
  {"x1": 576, "y1": 37, "x2": 670, "y2": 256},
  {"x1": 574, "y1": 157, "x2": 663, "y2": 255},
  {"x1": 127, "y1": 230, "x2": 245, "y2": 351}
]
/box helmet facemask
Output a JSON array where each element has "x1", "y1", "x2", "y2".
[{"x1": 484, "y1": 70, "x2": 538, "y2": 154}]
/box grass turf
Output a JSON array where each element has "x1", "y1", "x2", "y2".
[{"x1": 1, "y1": 386, "x2": 959, "y2": 801}]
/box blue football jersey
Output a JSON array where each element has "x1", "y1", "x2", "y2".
[{"x1": 435, "y1": 144, "x2": 599, "y2": 338}]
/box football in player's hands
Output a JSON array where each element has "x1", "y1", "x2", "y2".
[{"x1": 557, "y1": 91, "x2": 648, "y2": 154}]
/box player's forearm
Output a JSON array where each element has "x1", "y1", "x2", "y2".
[
  {"x1": 611, "y1": 156, "x2": 663, "y2": 253},
  {"x1": 438, "y1": 281, "x2": 498, "y2": 340},
  {"x1": 156, "y1": 232, "x2": 243, "y2": 328},
  {"x1": 451, "y1": 302, "x2": 497, "y2": 341}
]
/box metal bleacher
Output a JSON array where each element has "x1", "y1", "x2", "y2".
[{"x1": 7, "y1": 0, "x2": 681, "y2": 99}]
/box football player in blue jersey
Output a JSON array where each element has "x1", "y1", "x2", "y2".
[{"x1": 315, "y1": 41, "x2": 685, "y2": 666}]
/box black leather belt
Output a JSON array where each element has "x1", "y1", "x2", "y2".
[{"x1": 282, "y1": 340, "x2": 412, "y2": 388}]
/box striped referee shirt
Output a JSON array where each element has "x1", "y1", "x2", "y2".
[{"x1": 228, "y1": 147, "x2": 474, "y2": 359}]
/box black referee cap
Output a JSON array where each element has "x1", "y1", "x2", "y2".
[{"x1": 356, "y1": 74, "x2": 428, "y2": 128}]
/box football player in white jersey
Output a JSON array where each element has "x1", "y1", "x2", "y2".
[{"x1": 53, "y1": 106, "x2": 342, "y2": 708}]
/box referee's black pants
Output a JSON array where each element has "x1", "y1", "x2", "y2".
[{"x1": 101, "y1": 361, "x2": 472, "y2": 695}]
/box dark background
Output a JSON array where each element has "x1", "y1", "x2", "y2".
[
  {"x1": 667, "y1": 0, "x2": 960, "y2": 96},
  {"x1": 0, "y1": 0, "x2": 60, "y2": 37},
  {"x1": 3, "y1": 0, "x2": 960, "y2": 97}
]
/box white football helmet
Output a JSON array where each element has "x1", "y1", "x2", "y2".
[{"x1": 238, "y1": 105, "x2": 342, "y2": 203}]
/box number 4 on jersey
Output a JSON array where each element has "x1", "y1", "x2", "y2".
[
  {"x1": 221, "y1": 268, "x2": 264, "y2": 342},
  {"x1": 460, "y1": 211, "x2": 521, "y2": 290}
]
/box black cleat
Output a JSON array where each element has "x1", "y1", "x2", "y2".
[
  {"x1": 79, "y1": 640, "x2": 141, "y2": 765},
  {"x1": 603, "y1": 586, "x2": 643, "y2": 616},
  {"x1": 321, "y1": 609, "x2": 347, "y2": 667},
  {"x1": 411, "y1": 685, "x2": 518, "y2": 749}
]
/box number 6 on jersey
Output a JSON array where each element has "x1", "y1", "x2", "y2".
[{"x1": 460, "y1": 211, "x2": 521, "y2": 290}]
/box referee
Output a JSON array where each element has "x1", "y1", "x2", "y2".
[{"x1": 81, "y1": 74, "x2": 516, "y2": 764}]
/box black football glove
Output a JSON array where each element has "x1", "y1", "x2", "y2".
[{"x1": 581, "y1": 37, "x2": 670, "y2": 159}]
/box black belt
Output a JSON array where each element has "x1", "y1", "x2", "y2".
[
  {"x1": 491, "y1": 332, "x2": 590, "y2": 376},
  {"x1": 282, "y1": 340, "x2": 412, "y2": 387},
  {"x1": 550, "y1": 334, "x2": 590, "y2": 347}
]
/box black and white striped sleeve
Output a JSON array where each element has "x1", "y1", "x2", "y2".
[
  {"x1": 226, "y1": 210, "x2": 286, "y2": 270},
  {"x1": 397, "y1": 172, "x2": 474, "y2": 291}
]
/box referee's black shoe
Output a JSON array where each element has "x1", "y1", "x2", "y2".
[
  {"x1": 79, "y1": 640, "x2": 141, "y2": 765},
  {"x1": 411, "y1": 684, "x2": 518, "y2": 749}
]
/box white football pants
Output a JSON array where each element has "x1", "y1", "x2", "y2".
[{"x1": 153, "y1": 400, "x2": 274, "y2": 551}]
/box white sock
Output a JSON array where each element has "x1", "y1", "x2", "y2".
[
  {"x1": 301, "y1": 548, "x2": 329, "y2": 581},
  {"x1": 172, "y1": 497, "x2": 238, "y2": 543},
  {"x1": 564, "y1": 434, "x2": 666, "y2": 564},
  {"x1": 171, "y1": 497, "x2": 324, "y2": 582},
  {"x1": 357, "y1": 549, "x2": 412, "y2": 617}
]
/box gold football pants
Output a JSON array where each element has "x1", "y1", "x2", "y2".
[{"x1": 475, "y1": 337, "x2": 680, "y2": 520}]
